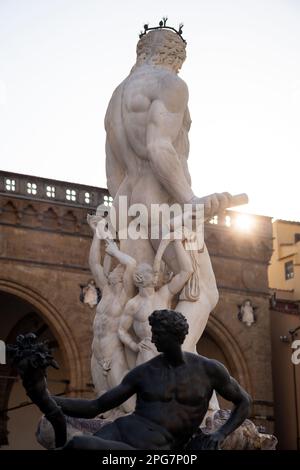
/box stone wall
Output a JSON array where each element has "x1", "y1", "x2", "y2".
[{"x1": 0, "y1": 171, "x2": 274, "y2": 445}]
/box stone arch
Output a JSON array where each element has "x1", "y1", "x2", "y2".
[
  {"x1": 202, "y1": 314, "x2": 252, "y2": 395},
  {"x1": 22, "y1": 204, "x2": 39, "y2": 227},
  {"x1": 42, "y1": 207, "x2": 59, "y2": 230},
  {"x1": 0, "y1": 279, "x2": 83, "y2": 392},
  {"x1": 62, "y1": 210, "x2": 78, "y2": 232},
  {"x1": 0, "y1": 200, "x2": 18, "y2": 224}
]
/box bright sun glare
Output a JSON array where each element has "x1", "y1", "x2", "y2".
[{"x1": 235, "y1": 214, "x2": 253, "y2": 231}]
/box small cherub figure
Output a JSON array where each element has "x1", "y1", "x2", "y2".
[{"x1": 118, "y1": 233, "x2": 193, "y2": 365}]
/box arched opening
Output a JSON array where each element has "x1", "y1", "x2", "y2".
[
  {"x1": 197, "y1": 315, "x2": 252, "y2": 410},
  {"x1": 0, "y1": 291, "x2": 70, "y2": 449},
  {"x1": 0, "y1": 279, "x2": 83, "y2": 391},
  {"x1": 197, "y1": 331, "x2": 234, "y2": 410}
]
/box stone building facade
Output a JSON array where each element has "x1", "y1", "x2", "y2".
[
  {"x1": 268, "y1": 219, "x2": 300, "y2": 449},
  {"x1": 0, "y1": 170, "x2": 274, "y2": 448}
]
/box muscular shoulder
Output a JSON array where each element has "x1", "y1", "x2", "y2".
[
  {"x1": 184, "y1": 354, "x2": 227, "y2": 376},
  {"x1": 147, "y1": 80, "x2": 188, "y2": 127},
  {"x1": 158, "y1": 73, "x2": 188, "y2": 113},
  {"x1": 184, "y1": 351, "x2": 206, "y2": 366},
  {"x1": 202, "y1": 357, "x2": 231, "y2": 384},
  {"x1": 181, "y1": 352, "x2": 206, "y2": 374},
  {"x1": 160, "y1": 72, "x2": 188, "y2": 94},
  {"x1": 133, "y1": 66, "x2": 188, "y2": 113}
]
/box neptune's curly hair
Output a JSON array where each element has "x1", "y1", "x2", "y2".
[{"x1": 149, "y1": 309, "x2": 189, "y2": 344}]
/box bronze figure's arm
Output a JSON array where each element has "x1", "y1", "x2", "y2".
[
  {"x1": 200, "y1": 359, "x2": 252, "y2": 449},
  {"x1": 54, "y1": 371, "x2": 137, "y2": 419}
]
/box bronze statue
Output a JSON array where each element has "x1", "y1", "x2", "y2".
[
  {"x1": 9, "y1": 310, "x2": 251, "y2": 450},
  {"x1": 53, "y1": 310, "x2": 251, "y2": 450}
]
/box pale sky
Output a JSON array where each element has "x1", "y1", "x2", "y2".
[{"x1": 0, "y1": 0, "x2": 299, "y2": 220}]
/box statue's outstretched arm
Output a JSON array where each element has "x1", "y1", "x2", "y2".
[
  {"x1": 105, "y1": 240, "x2": 137, "y2": 298},
  {"x1": 88, "y1": 230, "x2": 107, "y2": 290},
  {"x1": 146, "y1": 80, "x2": 195, "y2": 205},
  {"x1": 54, "y1": 373, "x2": 137, "y2": 419}
]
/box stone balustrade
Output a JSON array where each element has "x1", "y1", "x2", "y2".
[{"x1": 0, "y1": 170, "x2": 112, "y2": 209}]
